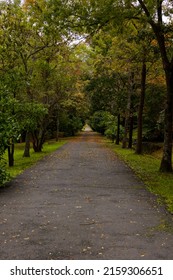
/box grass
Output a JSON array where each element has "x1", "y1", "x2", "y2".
[
  {"x1": 105, "y1": 140, "x2": 173, "y2": 214},
  {"x1": 4, "y1": 140, "x2": 67, "y2": 179}
]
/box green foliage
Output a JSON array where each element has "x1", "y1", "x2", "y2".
[
  {"x1": 0, "y1": 0, "x2": 89, "y2": 155},
  {"x1": 59, "y1": 111, "x2": 83, "y2": 136},
  {"x1": 0, "y1": 93, "x2": 20, "y2": 185},
  {"x1": 90, "y1": 111, "x2": 114, "y2": 134},
  {"x1": 105, "y1": 123, "x2": 123, "y2": 142},
  {"x1": 0, "y1": 159, "x2": 9, "y2": 187},
  {"x1": 16, "y1": 102, "x2": 48, "y2": 131},
  {"x1": 59, "y1": 90, "x2": 89, "y2": 136},
  {"x1": 90, "y1": 110, "x2": 123, "y2": 141},
  {"x1": 143, "y1": 83, "x2": 165, "y2": 140},
  {"x1": 85, "y1": 72, "x2": 128, "y2": 115},
  {"x1": 86, "y1": 75, "x2": 115, "y2": 113}
]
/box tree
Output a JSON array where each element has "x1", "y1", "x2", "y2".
[
  {"x1": 2, "y1": 0, "x2": 75, "y2": 155},
  {"x1": 135, "y1": 0, "x2": 173, "y2": 171},
  {"x1": 0, "y1": 1, "x2": 23, "y2": 165},
  {"x1": 127, "y1": 24, "x2": 159, "y2": 154},
  {"x1": 0, "y1": 90, "x2": 20, "y2": 180},
  {"x1": 0, "y1": 0, "x2": 50, "y2": 157}
]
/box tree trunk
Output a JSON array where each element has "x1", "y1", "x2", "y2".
[
  {"x1": 32, "y1": 129, "x2": 45, "y2": 152},
  {"x1": 136, "y1": 61, "x2": 147, "y2": 154},
  {"x1": 138, "y1": 0, "x2": 173, "y2": 172},
  {"x1": 160, "y1": 67, "x2": 173, "y2": 172},
  {"x1": 128, "y1": 113, "x2": 134, "y2": 149},
  {"x1": 23, "y1": 131, "x2": 30, "y2": 157},
  {"x1": 122, "y1": 117, "x2": 129, "y2": 148},
  {"x1": 122, "y1": 72, "x2": 134, "y2": 148},
  {"x1": 8, "y1": 143, "x2": 14, "y2": 167},
  {"x1": 56, "y1": 115, "x2": 60, "y2": 142},
  {"x1": 116, "y1": 113, "x2": 120, "y2": 145}
]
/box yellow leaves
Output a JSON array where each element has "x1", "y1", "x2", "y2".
[
  {"x1": 130, "y1": 220, "x2": 137, "y2": 224},
  {"x1": 23, "y1": 0, "x2": 36, "y2": 10},
  {"x1": 82, "y1": 246, "x2": 91, "y2": 252},
  {"x1": 23, "y1": 237, "x2": 30, "y2": 240}
]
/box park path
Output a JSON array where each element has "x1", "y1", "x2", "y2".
[{"x1": 1, "y1": 131, "x2": 173, "y2": 260}]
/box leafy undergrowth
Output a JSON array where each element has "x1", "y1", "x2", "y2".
[
  {"x1": 106, "y1": 140, "x2": 173, "y2": 214},
  {"x1": 4, "y1": 140, "x2": 66, "y2": 179}
]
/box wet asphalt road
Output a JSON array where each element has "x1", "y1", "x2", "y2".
[{"x1": 1, "y1": 131, "x2": 173, "y2": 260}]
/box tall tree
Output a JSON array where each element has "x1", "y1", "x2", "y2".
[{"x1": 136, "y1": 0, "x2": 173, "y2": 171}]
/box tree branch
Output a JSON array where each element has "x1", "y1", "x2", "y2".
[
  {"x1": 157, "y1": 0, "x2": 163, "y2": 24},
  {"x1": 138, "y1": 0, "x2": 169, "y2": 67},
  {"x1": 138, "y1": 0, "x2": 152, "y2": 19}
]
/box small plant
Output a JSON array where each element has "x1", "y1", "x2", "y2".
[{"x1": 0, "y1": 159, "x2": 10, "y2": 186}]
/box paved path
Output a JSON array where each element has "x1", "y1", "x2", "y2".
[{"x1": 1, "y1": 132, "x2": 173, "y2": 260}]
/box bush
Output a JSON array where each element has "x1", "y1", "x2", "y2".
[
  {"x1": 90, "y1": 111, "x2": 123, "y2": 142},
  {"x1": 105, "y1": 127, "x2": 116, "y2": 141},
  {"x1": 105, "y1": 123, "x2": 123, "y2": 142},
  {"x1": 0, "y1": 94, "x2": 20, "y2": 185},
  {"x1": 90, "y1": 111, "x2": 114, "y2": 134},
  {"x1": 59, "y1": 112, "x2": 83, "y2": 136},
  {"x1": 142, "y1": 128, "x2": 164, "y2": 142},
  {"x1": 0, "y1": 160, "x2": 9, "y2": 186}
]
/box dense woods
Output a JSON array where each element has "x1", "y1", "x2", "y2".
[{"x1": 0, "y1": 0, "x2": 173, "y2": 185}]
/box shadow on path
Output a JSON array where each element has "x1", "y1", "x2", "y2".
[{"x1": 1, "y1": 131, "x2": 173, "y2": 259}]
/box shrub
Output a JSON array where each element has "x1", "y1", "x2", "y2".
[
  {"x1": 90, "y1": 111, "x2": 114, "y2": 134},
  {"x1": 105, "y1": 123, "x2": 123, "y2": 142},
  {"x1": 0, "y1": 159, "x2": 9, "y2": 186},
  {"x1": 59, "y1": 112, "x2": 83, "y2": 136}
]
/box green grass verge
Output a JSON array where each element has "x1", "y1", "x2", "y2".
[
  {"x1": 4, "y1": 140, "x2": 67, "y2": 179},
  {"x1": 106, "y1": 140, "x2": 173, "y2": 214}
]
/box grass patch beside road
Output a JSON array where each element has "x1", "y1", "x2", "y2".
[
  {"x1": 106, "y1": 141, "x2": 173, "y2": 214},
  {"x1": 4, "y1": 140, "x2": 66, "y2": 179}
]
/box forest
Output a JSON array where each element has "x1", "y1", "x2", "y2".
[{"x1": 0, "y1": 0, "x2": 173, "y2": 185}]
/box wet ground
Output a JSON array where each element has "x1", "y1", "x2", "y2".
[{"x1": 1, "y1": 131, "x2": 173, "y2": 259}]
